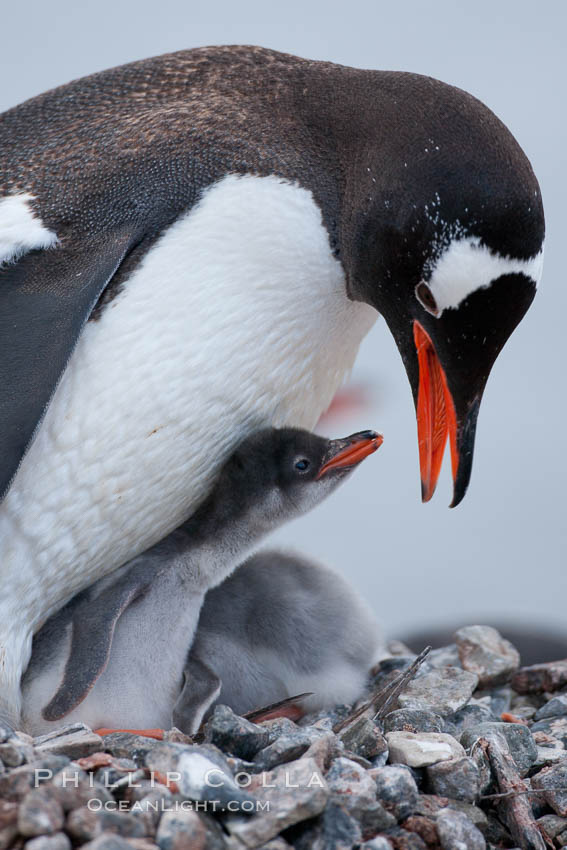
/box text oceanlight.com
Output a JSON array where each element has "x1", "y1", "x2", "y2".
[{"x1": 87, "y1": 799, "x2": 270, "y2": 813}]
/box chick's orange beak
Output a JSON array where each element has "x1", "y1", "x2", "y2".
[
  {"x1": 317, "y1": 431, "x2": 383, "y2": 478},
  {"x1": 413, "y1": 320, "x2": 459, "y2": 503}
]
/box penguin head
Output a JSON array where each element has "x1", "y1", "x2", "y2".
[
  {"x1": 212, "y1": 428, "x2": 382, "y2": 529},
  {"x1": 340, "y1": 76, "x2": 545, "y2": 506}
]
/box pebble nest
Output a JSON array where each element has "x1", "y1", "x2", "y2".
[{"x1": 3, "y1": 625, "x2": 567, "y2": 850}]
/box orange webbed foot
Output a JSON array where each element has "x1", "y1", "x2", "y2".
[{"x1": 95, "y1": 727, "x2": 165, "y2": 740}]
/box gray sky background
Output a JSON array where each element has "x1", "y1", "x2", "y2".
[{"x1": 2, "y1": 0, "x2": 565, "y2": 641}]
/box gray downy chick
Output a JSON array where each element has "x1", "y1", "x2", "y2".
[
  {"x1": 175, "y1": 548, "x2": 382, "y2": 734},
  {"x1": 22, "y1": 428, "x2": 381, "y2": 735}
]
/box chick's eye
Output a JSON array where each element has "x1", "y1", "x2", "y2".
[
  {"x1": 295, "y1": 459, "x2": 310, "y2": 471},
  {"x1": 415, "y1": 282, "x2": 439, "y2": 316}
]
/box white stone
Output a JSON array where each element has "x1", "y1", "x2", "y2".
[{"x1": 385, "y1": 731, "x2": 466, "y2": 768}]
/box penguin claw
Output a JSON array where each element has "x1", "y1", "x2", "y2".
[{"x1": 94, "y1": 727, "x2": 165, "y2": 740}]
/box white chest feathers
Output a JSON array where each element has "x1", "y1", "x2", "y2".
[{"x1": 0, "y1": 174, "x2": 376, "y2": 623}]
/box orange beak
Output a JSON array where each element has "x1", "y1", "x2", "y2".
[
  {"x1": 317, "y1": 431, "x2": 383, "y2": 478},
  {"x1": 413, "y1": 321, "x2": 459, "y2": 503}
]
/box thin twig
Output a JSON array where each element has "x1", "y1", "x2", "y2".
[
  {"x1": 481, "y1": 787, "x2": 567, "y2": 800},
  {"x1": 333, "y1": 645, "x2": 431, "y2": 733}
]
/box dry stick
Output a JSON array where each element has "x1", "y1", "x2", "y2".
[
  {"x1": 482, "y1": 787, "x2": 567, "y2": 801},
  {"x1": 478, "y1": 735, "x2": 546, "y2": 850},
  {"x1": 333, "y1": 645, "x2": 432, "y2": 734}
]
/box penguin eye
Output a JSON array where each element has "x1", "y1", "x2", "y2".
[
  {"x1": 415, "y1": 282, "x2": 439, "y2": 316},
  {"x1": 295, "y1": 458, "x2": 310, "y2": 472}
]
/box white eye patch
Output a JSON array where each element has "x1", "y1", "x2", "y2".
[{"x1": 425, "y1": 236, "x2": 544, "y2": 316}]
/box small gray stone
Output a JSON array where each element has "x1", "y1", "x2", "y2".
[
  {"x1": 476, "y1": 687, "x2": 512, "y2": 717},
  {"x1": 258, "y1": 717, "x2": 298, "y2": 738},
  {"x1": 0, "y1": 735, "x2": 34, "y2": 767},
  {"x1": 398, "y1": 668, "x2": 478, "y2": 717},
  {"x1": 358, "y1": 801, "x2": 397, "y2": 837},
  {"x1": 426, "y1": 756, "x2": 480, "y2": 802},
  {"x1": 94, "y1": 756, "x2": 138, "y2": 789},
  {"x1": 224, "y1": 756, "x2": 328, "y2": 847},
  {"x1": 509, "y1": 693, "x2": 540, "y2": 720},
  {"x1": 253, "y1": 733, "x2": 312, "y2": 771},
  {"x1": 18, "y1": 790, "x2": 64, "y2": 837},
  {"x1": 326, "y1": 757, "x2": 395, "y2": 831},
  {"x1": 203, "y1": 705, "x2": 271, "y2": 760},
  {"x1": 292, "y1": 801, "x2": 361, "y2": 850},
  {"x1": 531, "y1": 762, "x2": 567, "y2": 816},
  {"x1": 401, "y1": 814, "x2": 440, "y2": 846},
  {"x1": 534, "y1": 747, "x2": 566, "y2": 768},
  {"x1": 146, "y1": 741, "x2": 255, "y2": 810},
  {"x1": 0, "y1": 799, "x2": 18, "y2": 849},
  {"x1": 156, "y1": 809, "x2": 209, "y2": 850},
  {"x1": 413, "y1": 794, "x2": 450, "y2": 817},
  {"x1": 129, "y1": 789, "x2": 174, "y2": 833},
  {"x1": 512, "y1": 660, "x2": 567, "y2": 694},
  {"x1": 372, "y1": 764, "x2": 419, "y2": 820},
  {"x1": 100, "y1": 732, "x2": 165, "y2": 761},
  {"x1": 24, "y1": 834, "x2": 71, "y2": 850},
  {"x1": 427, "y1": 645, "x2": 462, "y2": 669},
  {"x1": 338, "y1": 716, "x2": 388, "y2": 761},
  {"x1": 382, "y1": 827, "x2": 427, "y2": 849},
  {"x1": 436, "y1": 808, "x2": 486, "y2": 850},
  {"x1": 531, "y1": 716, "x2": 567, "y2": 747},
  {"x1": 311, "y1": 716, "x2": 339, "y2": 734},
  {"x1": 446, "y1": 703, "x2": 495, "y2": 735},
  {"x1": 362, "y1": 838, "x2": 394, "y2": 849},
  {"x1": 33, "y1": 724, "x2": 103, "y2": 759},
  {"x1": 460, "y1": 722, "x2": 537, "y2": 775},
  {"x1": 259, "y1": 840, "x2": 292, "y2": 850},
  {"x1": 444, "y1": 799, "x2": 489, "y2": 833},
  {"x1": 0, "y1": 756, "x2": 70, "y2": 802},
  {"x1": 66, "y1": 809, "x2": 146, "y2": 843},
  {"x1": 50, "y1": 765, "x2": 113, "y2": 810},
  {"x1": 326, "y1": 757, "x2": 377, "y2": 807},
  {"x1": 298, "y1": 705, "x2": 351, "y2": 728},
  {"x1": 303, "y1": 732, "x2": 341, "y2": 773},
  {"x1": 537, "y1": 814, "x2": 567, "y2": 840},
  {"x1": 483, "y1": 813, "x2": 512, "y2": 845},
  {"x1": 320, "y1": 802, "x2": 363, "y2": 849},
  {"x1": 373, "y1": 656, "x2": 416, "y2": 678},
  {"x1": 454, "y1": 626, "x2": 519, "y2": 687},
  {"x1": 102, "y1": 769, "x2": 147, "y2": 798},
  {"x1": 122, "y1": 780, "x2": 173, "y2": 806},
  {"x1": 383, "y1": 709, "x2": 444, "y2": 735},
  {"x1": 79, "y1": 837, "x2": 145, "y2": 850},
  {"x1": 535, "y1": 694, "x2": 567, "y2": 721},
  {"x1": 385, "y1": 732, "x2": 465, "y2": 768},
  {"x1": 0, "y1": 825, "x2": 19, "y2": 850}
]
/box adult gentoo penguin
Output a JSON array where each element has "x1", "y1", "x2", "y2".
[
  {"x1": 22, "y1": 428, "x2": 382, "y2": 736},
  {"x1": 0, "y1": 46, "x2": 544, "y2": 725}
]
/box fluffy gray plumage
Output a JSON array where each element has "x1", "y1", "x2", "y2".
[{"x1": 22, "y1": 427, "x2": 380, "y2": 734}]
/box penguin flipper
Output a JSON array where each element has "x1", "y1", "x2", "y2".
[
  {"x1": 172, "y1": 654, "x2": 222, "y2": 735},
  {"x1": 41, "y1": 561, "x2": 156, "y2": 721},
  {"x1": 0, "y1": 229, "x2": 140, "y2": 501}
]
